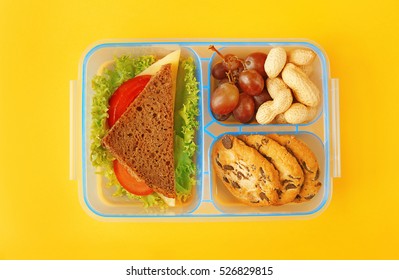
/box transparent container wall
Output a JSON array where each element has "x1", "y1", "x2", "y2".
[
  {"x1": 208, "y1": 45, "x2": 324, "y2": 126},
  {"x1": 82, "y1": 45, "x2": 203, "y2": 216},
  {"x1": 210, "y1": 132, "x2": 327, "y2": 215},
  {"x1": 72, "y1": 40, "x2": 338, "y2": 220}
]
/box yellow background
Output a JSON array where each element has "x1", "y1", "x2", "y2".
[{"x1": 1, "y1": 0, "x2": 399, "y2": 259}]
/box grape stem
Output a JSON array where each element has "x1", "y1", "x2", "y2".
[
  {"x1": 209, "y1": 45, "x2": 225, "y2": 59},
  {"x1": 239, "y1": 58, "x2": 247, "y2": 70},
  {"x1": 226, "y1": 71, "x2": 233, "y2": 84}
]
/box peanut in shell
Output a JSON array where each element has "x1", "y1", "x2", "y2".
[
  {"x1": 281, "y1": 63, "x2": 320, "y2": 107},
  {"x1": 287, "y1": 48, "x2": 316, "y2": 66},
  {"x1": 264, "y1": 47, "x2": 287, "y2": 78}
]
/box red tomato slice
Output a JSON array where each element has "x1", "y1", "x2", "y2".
[
  {"x1": 108, "y1": 74, "x2": 152, "y2": 196},
  {"x1": 113, "y1": 160, "x2": 154, "y2": 196},
  {"x1": 107, "y1": 75, "x2": 151, "y2": 127}
]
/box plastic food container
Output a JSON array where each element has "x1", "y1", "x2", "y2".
[{"x1": 70, "y1": 39, "x2": 341, "y2": 221}]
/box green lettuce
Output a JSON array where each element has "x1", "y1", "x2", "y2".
[
  {"x1": 90, "y1": 54, "x2": 200, "y2": 207},
  {"x1": 174, "y1": 58, "x2": 200, "y2": 202},
  {"x1": 90, "y1": 55, "x2": 166, "y2": 207}
]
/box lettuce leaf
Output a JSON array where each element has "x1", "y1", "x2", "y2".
[
  {"x1": 174, "y1": 58, "x2": 200, "y2": 201},
  {"x1": 90, "y1": 55, "x2": 166, "y2": 207},
  {"x1": 90, "y1": 54, "x2": 200, "y2": 207}
]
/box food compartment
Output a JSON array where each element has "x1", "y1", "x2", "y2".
[
  {"x1": 81, "y1": 44, "x2": 203, "y2": 217},
  {"x1": 210, "y1": 132, "x2": 329, "y2": 215},
  {"x1": 73, "y1": 39, "x2": 337, "y2": 219},
  {"x1": 208, "y1": 44, "x2": 325, "y2": 126}
]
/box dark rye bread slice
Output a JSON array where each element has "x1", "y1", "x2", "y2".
[{"x1": 102, "y1": 64, "x2": 176, "y2": 198}]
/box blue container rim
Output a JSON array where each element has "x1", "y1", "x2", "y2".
[{"x1": 80, "y1": 40, "x2": 331, "y2": 219}]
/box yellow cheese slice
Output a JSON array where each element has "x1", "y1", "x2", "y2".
[
  {"x1": 158, "y1": 193, "x2": 176, "y2": 207},
  {"x1": 138, "y1": 49, "x2": 180, "y2": 207},
  {"x1": 97, "y1": 49, "x2": 181, "y2": 207},
  {"x1": 137, "y1": 49, "x2": 181, "y2": 105}
]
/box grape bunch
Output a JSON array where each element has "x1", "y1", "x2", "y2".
[{"x1": 209, "y1": 45, "x2": 272, "y2": 123}]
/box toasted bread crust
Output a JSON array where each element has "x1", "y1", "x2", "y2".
[{"x1": 102, "y1": 64, "x2": 176, "y2": 198}]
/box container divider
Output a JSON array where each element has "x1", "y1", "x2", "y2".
[{"x1": 78, "y1": 40, "x2": 336, "y2": 219}]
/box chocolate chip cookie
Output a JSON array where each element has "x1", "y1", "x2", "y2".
[
  {"x1": 212, "y1": 135, "x2": 281, "y2": 206},
  {"x1": 238, "y1": 135, "x2": 304, "y2": 205},
  {"x1": 268, "y1": 134, "x2": 321, "y2": 202}
]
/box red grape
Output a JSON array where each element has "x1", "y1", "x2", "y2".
[
  {"x1": 208, "y1": 45, "x2": 243, "y2": 71},
  {"x1": 253, "y1": 90, "x2": 272, "y2": 111},
  {"x1": 218, "y1": 78, "x2": 230, "y2": 86},
  {"x1": 212, "y1": 112, "x2": 231, "y2": 121},
  {"x1": 211, "y1": 62, "x2": 227, "y2": 79},
  {"x1": 233, "y1": 93, "x2": 255, "y2": 123},
  {"x1": 211, "y1": 83, "x2": 239, "y2": 115},
  {"x1": 238, "y1": 69, "x2": 264, "y2": 96},
  {"x1": 245, "y1": 52, "x2": 267, "y2": 77},
  {"x1": 223, "y1": 54, "x2": 243, "y2": 71},
  {"x1": 231, "y1": 64, "x2": 244, "y2": 84}
]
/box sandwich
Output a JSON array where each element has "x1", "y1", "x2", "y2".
[
  {"x1": 90, "y1": 49, "x2": 199, "y2": 207},
  {"x1": 102, "y1": 64, "x2": 176, "y2": 198}
]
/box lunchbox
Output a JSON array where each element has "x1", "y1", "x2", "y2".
[{"x1": 70, "y1": 39, "x2": 341, "y2": 221}]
